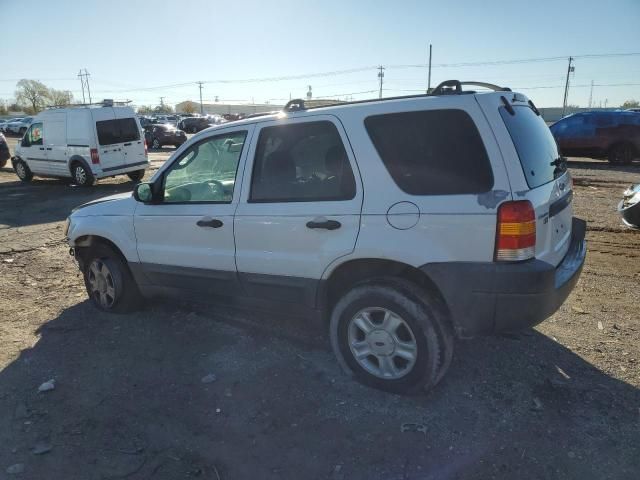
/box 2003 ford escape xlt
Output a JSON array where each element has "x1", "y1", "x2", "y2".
[{"x1": 65, "y1": 80, "x2": 586, "y2": 394}]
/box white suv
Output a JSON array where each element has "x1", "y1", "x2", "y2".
[{"x1": 65, "y1": 81, "x2": 586, "y2": 394}]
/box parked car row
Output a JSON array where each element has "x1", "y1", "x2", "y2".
[
  {"x1": 143, "y1": 123, "x2": 187, "y2": 149},
  {"x1": 0, "y1": 117, "x2": 34, "y2": 135}
]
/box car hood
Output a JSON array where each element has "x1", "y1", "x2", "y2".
[{"x1": 71, "y1": 192, "x2": 136, "y2": 217}]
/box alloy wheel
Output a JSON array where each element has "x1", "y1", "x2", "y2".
[
  {"x1": 87, "y1": 259, "x2": 117, "y2": 309},
  {"x1": 347, "y1": 307, "x2": 418, "y2": 379}
]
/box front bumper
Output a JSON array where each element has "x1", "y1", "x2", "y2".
[{"x1": 420, "y1": 217, "x2": 587, "y2": 338}]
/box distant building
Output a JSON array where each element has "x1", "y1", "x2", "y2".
[{"x1": 175, "y1": 101, "x2": 282, "y2": 116}]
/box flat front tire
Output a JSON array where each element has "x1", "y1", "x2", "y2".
[
  {"x1": 82, "y1": 244, "x2": 142, "y2": 313},
  {"x1": 330, "y1": 278, "x2": 453, "y2": 394}
]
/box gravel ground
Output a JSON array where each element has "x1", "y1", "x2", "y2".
[{"x1": 0, "y1": 135, "x2": 639, "y2": 480}]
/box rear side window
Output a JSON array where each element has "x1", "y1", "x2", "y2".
[
  {"x1": 250, "y1": 121, "x2": 356, "y2": 202},
  {"x1": 500, "y1": 106, "x2": 561, "y2": 189},
  {"x1": 364, "y1": 109, "x2": 493, "y2": 195},
  {"x1": 96, "y1": 118, "x2": 140, "y2": 145}
]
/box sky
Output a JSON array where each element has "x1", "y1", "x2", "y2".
[{"x1": 1, "y1": 0, "x2": 639, "y2": 109}]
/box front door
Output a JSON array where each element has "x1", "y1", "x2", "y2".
[
  {"x1": 134, "y1": 126, "x2": 254, "y2": 295},
  {"x1": 21, "y1": 122, "x2": 48, "y2": 175},
  {"x1": 234, "y1": 116, "x2": 363, "y2": 306}
]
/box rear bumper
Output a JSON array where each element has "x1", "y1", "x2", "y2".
[{"x1": 420, "y1": 217, "x2": 587, "y2": 338}]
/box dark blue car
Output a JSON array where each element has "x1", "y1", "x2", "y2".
[{"x1": 550, "y1": 110, "x2": 640, "y2": 164}]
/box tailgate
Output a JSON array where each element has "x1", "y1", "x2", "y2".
[{"x1": 496, "y1": 101, "x2": 572, "y2": 267}]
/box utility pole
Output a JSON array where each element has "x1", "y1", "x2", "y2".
[
  {"x1": 378, "y1": 65, "x2": 385, "y2": 99},
  {"x1": 561, "y1": 56, "x2": 574, "y2": 117},
  {"x1": 588, "y1": 80, "x2": 594, "y2": 108},
  {"x1": 427, "y1": 44, "x2": 432, "y2": 94},
  {"x1": 197, "y1": 82, "x2": 204, "y2": 114},
  {"x1": 159, "y1": 97, "x2": 165, "y2": 111},
  {"x1": 77, "y1": 69, "x2": 92, "y2": 104}
]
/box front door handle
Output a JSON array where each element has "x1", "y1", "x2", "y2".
[
  {"x1": 39, "y1": 147, "x2": 45, "y2": 150},
  {"x1": 197, "y1": 218, "x2": 223, "y2": 228},
  {"x1": 306, "y1": 219, "x2": 341, "y2": 230}
]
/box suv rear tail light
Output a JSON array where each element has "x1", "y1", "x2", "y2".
[
  {"x1": 90, "y1": 148, "x2": 100, "y2": 164},
  {"x1": 144, "y1": 139, "x2": 148, "y2": 156},
  {"x1": 495, "y1": 200, "x2": 536, "y2": 262}
]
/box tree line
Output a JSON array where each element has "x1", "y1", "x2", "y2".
[{"x1": 0, "y1": 79, "x2": 74, "y2": 115}]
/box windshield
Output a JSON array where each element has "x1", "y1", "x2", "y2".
[{"x1": 500, "y1": 105, "x2": 564, "y2": 188}]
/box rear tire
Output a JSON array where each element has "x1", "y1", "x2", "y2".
[
  {"x1": 127, "y1": 169, "x2": 145, "y2": 182},
  {"x1": 71, "y1": 162, "x2": 95, "y2": 187},
  {"x1": 0, "y1": 159, "x2": 7, "y2": 169},
  {"x1": 81, "y1": 243, "x2": 142, "y2": 313},
  {"x1": 14, "y1": 159, "x2": 33, "y2": 182},
  {"x1": 329, "y1": 278, "x2": 452, "y2": 394},
  {"x1": 608, "y1": 143, "x2": 633, "y2": 165}
]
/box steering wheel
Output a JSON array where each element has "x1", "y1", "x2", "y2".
[{"x1": 207, "y1": 179, "x2": 225, "y2": 199}]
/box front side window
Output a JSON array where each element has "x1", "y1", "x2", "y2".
[
  {"x1": 365, "y1": 109, "x2": 493, "y2": 195},
  {"x1": 25, "y1": 122, "x2": 43, "y2": 146},
  {"x1": 163, "y1": 131, "x2": 247, "y2": 203},
  {"x1": 249, "y1": 121, "x2": 356, "y2": 202}
]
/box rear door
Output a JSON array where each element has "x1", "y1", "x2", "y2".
[
  {"x1": 92, "y1": 108, "x2": 123, "y2": 171},
  {"x1": 234, "y1": 116, "x2": 363, "y2": 306},
  {"x1": 113, "y1": 109, "x2": 147, "y2": 168},
  {"x1": 479, "y1": 94, "x2": 573, "y2": 267}
]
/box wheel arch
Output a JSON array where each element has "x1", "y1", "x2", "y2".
[
  {"x1": 68, "y1": 154, "x2": 91, "y2": 176},
  {"x1": 73, "y1": 235, "x2": 128, "y2": 266},
  {"x1": 319, "y1": 258, "x2": 451, "y2": 321}
]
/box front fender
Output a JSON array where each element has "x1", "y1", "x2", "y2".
[{"x1": 67, "y1": 215, "x2": 139, "y2": 263}]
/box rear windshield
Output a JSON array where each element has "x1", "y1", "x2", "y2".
[
  {"x1": 96, "y1": 118, "x2": 140, "y2": 145},
  {"x1": 499, "y1": 106, "x2": 561, "y2": 189}
]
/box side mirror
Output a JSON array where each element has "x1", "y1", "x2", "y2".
[
  {"x1": 133, "y1": 182, "x2": 154, "y2": 203},
  {"x1": 21, "y1": 137, "x2": 30, "y2": 147}
]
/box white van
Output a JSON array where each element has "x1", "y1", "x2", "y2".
[{"x1": 12, "y1": 102, "x2": 149, "y2": 186}]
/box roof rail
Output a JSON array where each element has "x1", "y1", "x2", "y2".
[
  {"x1": 429, "y1": 80, "x2": 511, "y2": 96},
  {"x1": 282, "y1": 98, "x2": 307, "y2": 112},
  {"x1": 45, "y1": 99, "x2": 132, "y2": 110}
]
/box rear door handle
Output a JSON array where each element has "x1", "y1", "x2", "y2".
[
  {"x1": 124, "y1": 142, "x2": 132, "y2": 146},
  {"x1": 197, "y1": 217, "x2": 223, "y2": 228},
  {"x1": 306, "y1": 219, "x2": 341, "y2": 230},
  {"x1": 46, "y1": 147, "x2": 52, "y2": 150}
]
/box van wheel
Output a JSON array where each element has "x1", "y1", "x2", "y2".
[
  {"x1": 127, "y1": 169, "x2": 145, "y2": 182},
  {"x1": 14, "y1": 159, "x2": 33, "y2": 182},
  {"x1": 72, "y1": 162, "x2": 95, "y2": 187},
  {"x1": 608, "y1": 143, "x2": 633, "y2": 165},
  {"x1": 152, "y1": 138, "x2": 161, "y2": 149},
  {"x1": 82, "y1": 244, "x2": 142, "y2": 313},
  {"x1": 329, "y1": 278, "x2": 452, "y2": 394},
  {"x1": 0, "y1": 159, "x2": 7, "y2": 169}
]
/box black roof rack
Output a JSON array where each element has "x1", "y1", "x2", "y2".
[
  {"x1": 280, "y1": 80, "x2": 511, "y2": 113},
  {"x1": 429, "y1": 80, "x2": 511, "y2": 96}
]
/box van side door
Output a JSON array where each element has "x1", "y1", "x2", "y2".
[{"x1": 44, "y1": 113, "x2": 68, "y2": 176}]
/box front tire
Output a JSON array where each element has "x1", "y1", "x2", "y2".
[
  {"x1": 14, "y1": 159, "x2": 33, "y2": 182},
  {"x1": 152, "y1": 138, "x2": 161, "y2": 149},
  {"x1": 72, "y1": 162, "x2": 95, "y2": 187},
  {"x1": 329, "y1": 278, "x2": 452, "y2": 394},
  {"x1": 82, "y1": 244, "x2": 142, "y2": 313},
  {"x1": 127, "y1": 169, "x2": 145, "y2": 182}
]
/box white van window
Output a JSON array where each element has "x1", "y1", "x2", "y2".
[
  {"x1": 96, "y1": 118, "x2": 140, "y2": 145},
  {"x1": 26, "y1": 123, "x2": 43, "y2": 146}
]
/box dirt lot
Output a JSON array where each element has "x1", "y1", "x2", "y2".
[{"x1": 0, "y1": 135, "x2": 639, "y2": 480}]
